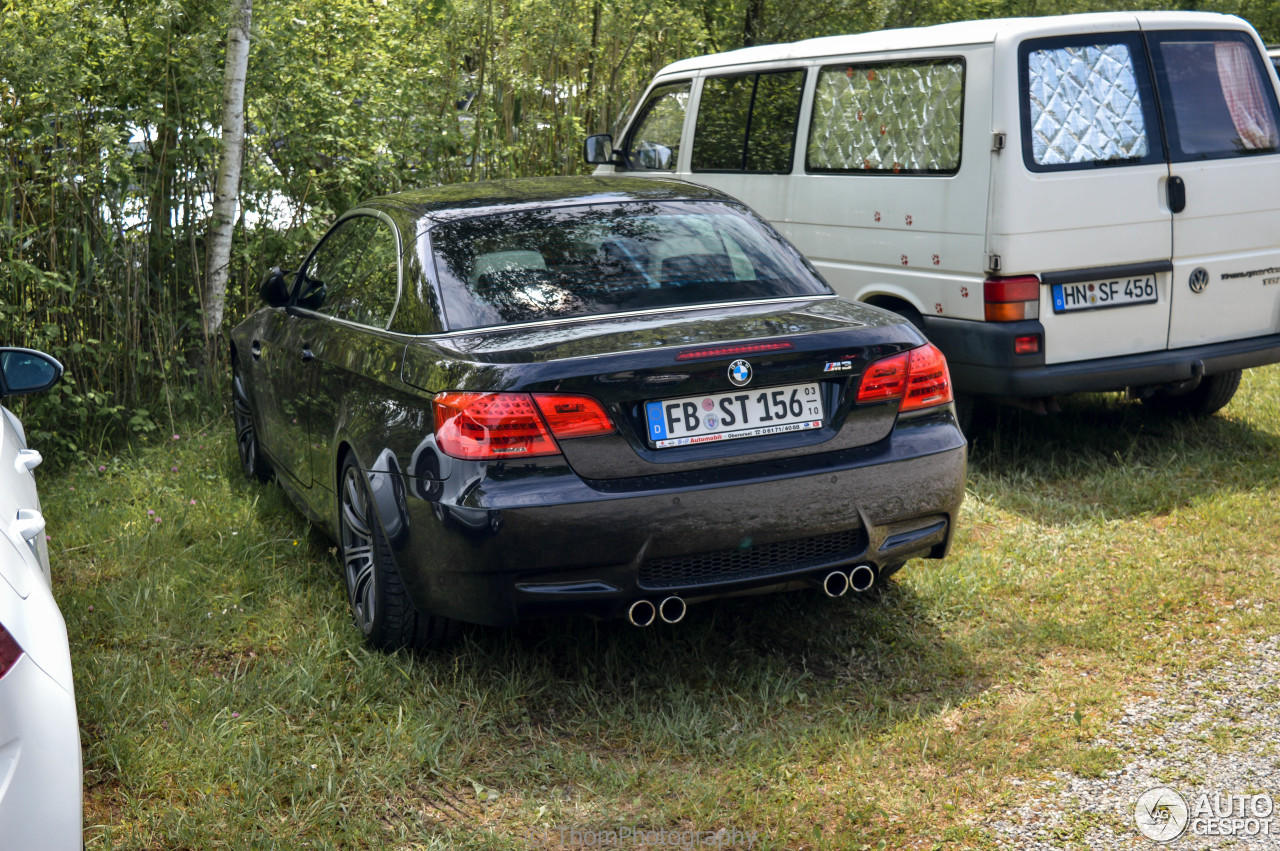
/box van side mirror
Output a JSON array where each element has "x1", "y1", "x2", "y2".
[
  {"x1": 0, "y1": 348, "x2": 63, "y2": 399},
  {"x1": 258, "y1": 267, "x2": 291, "y2": 307},
  {"x1": 584, "y1": 134, "x2": 615, "y2": 165}
]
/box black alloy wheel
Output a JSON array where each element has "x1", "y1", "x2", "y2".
[
  {"x1": 232, "y1": 368, "x2": 271, "y2": 481},
  {"x1": 338, "y1": 454, "x2": 459, "y2": 651}
]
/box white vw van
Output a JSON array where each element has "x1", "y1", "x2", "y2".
[{"x1": 587, "y1": 12, "x2": 1280, "y2": 418}]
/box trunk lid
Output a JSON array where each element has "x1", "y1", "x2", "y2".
[{"x1": 402, "y1": 297, "x2": 924, "y2": 480}]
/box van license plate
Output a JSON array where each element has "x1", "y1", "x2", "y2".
[
  {"x1": 645, "y1": 383, "x2": 823, "y2": 449},
  {"x1": 1052, "y1": 275, "x2": 1158, "y2": 313}
]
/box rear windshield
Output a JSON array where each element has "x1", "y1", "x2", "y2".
[{"x1": 429, "y1": 200, "x2": 830, "y2": 331}]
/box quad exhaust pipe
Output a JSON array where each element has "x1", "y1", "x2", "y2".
[
  {"x1": 818, "y1": 564, "x2": 877, "y2": 597},
  {"x1": 659, "y1": 595, "x2": 686, "y2": 624},
  {"x1": 627, "y1": 599, "x2": 657, "y2": 627},
  {"x1": 627, "y1": 596, "x2": 687, "y2": 627},
  {"x1": 822, "y1": 570, "x2": 849, "y2": 598},
  {"x1": 849, "y1": 564, "x2": 876, "y2": 593}
]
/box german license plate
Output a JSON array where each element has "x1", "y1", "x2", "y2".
[
  {"x1": 644, "y1": 382, "x2": 823, "y2": 449},
  {"x1": 1052, "y1": 275, "x2": 1158, "y2": 313}
]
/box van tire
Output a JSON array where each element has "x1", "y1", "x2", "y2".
[
  {"x1": 866, "y1": 298, "x2": 925, "y2": 334},
  {"x1": 1144, "y1": 369, "x2": 1242, "y2": 417}
]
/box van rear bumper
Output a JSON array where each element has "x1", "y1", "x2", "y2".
[{"x1": 923, "y1": 317, "x2": 1280, "y2": 397}]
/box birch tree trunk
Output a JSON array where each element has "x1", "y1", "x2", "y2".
[{"x1": 203, "y1": 0, "x2": 252, "y2": 340}]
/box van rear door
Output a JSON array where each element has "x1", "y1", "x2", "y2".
[
  {"x1": 994, "y1": 28, "x2": 1174, "y2": 368},
  {"x1": 1142, "y1": 26, "x2": 1280, "y2": 350}
]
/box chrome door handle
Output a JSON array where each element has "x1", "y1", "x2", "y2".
[
  {"x1": 251, "y1": 341, "x2": 262, "y2": 360},
  {"x1": 301, "y1": 348, "x2": 315, "y2": 362}
]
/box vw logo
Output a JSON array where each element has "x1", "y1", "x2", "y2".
[
  {"x1": 1189, "y1": 267, "x2": 1210, "y2": 294},
  {"x1": 728, "y1": 359, "x2": 753, "y2": 387}
]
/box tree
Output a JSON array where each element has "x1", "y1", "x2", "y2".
[{"x1": 203, "y1": 0, "x2": 252, "y2": 343}]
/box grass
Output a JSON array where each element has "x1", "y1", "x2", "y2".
[{"x1": 40, "y1": 365, "x2": 1280, "y2": 849}]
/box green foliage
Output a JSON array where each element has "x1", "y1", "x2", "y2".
[{"x1": 2, "y1": 0, "x2": 1277, "y2": 458}]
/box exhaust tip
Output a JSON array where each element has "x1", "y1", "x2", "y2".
[
  {"x1": 822, "y1": 570, "x2": 849, "y2": 598},
  {"x1": 849, "y1": 564, "x2": 876, "y2": 593},
  {"x1": 658, "y1": 596, "x2": 686, "y2": 624},
  {"x1": 627, "y1": 599, "x2": 657, "y2": 627}
]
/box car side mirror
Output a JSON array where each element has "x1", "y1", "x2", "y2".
[
  {"x1": 0, "y1": 348, "x2": 63, "y2": 399},
  {"x1": 584, "y1": 134, "x2": 615, "y2": 165},
  {"x1": 258, "y1": 267, "x2": 291, "y2": 307}
]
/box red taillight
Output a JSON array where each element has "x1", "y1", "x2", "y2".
[
  {"x1": 901, "y1": 343, "x2": 953, "y2": 411},
  {"x1": 434, "y1": 392, "x2": 560, "y2": 459},
  {"x1": 857, "y1": 343, "x2": 953, "y2": 411},
  {"x1": 433, "y1": 391, "x2": 615, "y2": 459},
  {"x1": 675, "y1": 341, "x2": 794, "y2": 361},
  {"x1": 532, "y1": 394, "x2": 615, "y2": 438},
  {"x1": 855, "y1": 352, "x2": 908, "y2": 403},
  {"x1": 0, "y1": 623, "x2": 23, "y2": 680},
  {"x1": 984, "y1": 275, "x2": 1040, "y2": 322}
]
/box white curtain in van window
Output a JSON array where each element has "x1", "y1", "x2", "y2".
[{"x1": 1213, "y1": 41, "x2": 1278, "y2": 150}]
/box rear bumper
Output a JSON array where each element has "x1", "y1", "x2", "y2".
[
  {"x1": 385, "y1": 412, "x2": 967, "y2": 626},
  {"x1": 924, "y1": 316, "x2": 1280, "y2": 397}
]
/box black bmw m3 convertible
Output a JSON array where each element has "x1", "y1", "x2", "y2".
[{"x1": 230, "y1": 176, "x2": 966, "y2": 650}]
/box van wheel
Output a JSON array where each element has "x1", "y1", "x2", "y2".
[
  {"x1": 338, "y1": 454, "x2": 460, "y2": 651},
  {"x1": 1143, "y1": 369, "x2": 1242, "y2": 417}
]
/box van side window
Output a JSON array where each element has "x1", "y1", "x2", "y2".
[
  {"x1": 624, "y1": 82, "x2": 691, "y2": 171},
  {"x1": 1020, "y1": 37, "x2": 1162, "y2": 170},
  {"x1": 806, "y1": 60, "x2": 964, "y2": 175},
  {"x1": 1148, "y1": 31, "x2": 1280, "y2": 160},
  {"x1": 692, "y1": 70, "x2": 804, "y2": 173}
]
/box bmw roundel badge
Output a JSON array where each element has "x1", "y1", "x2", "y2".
[{"x1": 728, "y1": 359, "x2": 753, "y2": 387}]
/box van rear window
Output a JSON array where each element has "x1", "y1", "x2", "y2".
[
  {"x1": 1019, "y1": 34, "x2": 1168, "y2": 172},
  {"x1": 1025, "y1": 42, "x2": 1152, "y2": 167},
  {"x1": 1147, "y1": 31, "x2": 1280, "y2": 160},
  {"x1": 806, "y1": 59, "x2": 964, "y2": 175}
]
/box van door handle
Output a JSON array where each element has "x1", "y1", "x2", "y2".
[
  {"x1": 14, "y1": 449, "x2": 41, "y2": 473},
  {"x1": 301, "y1": 348, "x2": 315, "y2": 362},
  {"x1": 251, "y1": 341, "x2": 262, "y2": 360},
  {"x1": 1167, "y1": 176, "x2": 1186, "y2": 214}
]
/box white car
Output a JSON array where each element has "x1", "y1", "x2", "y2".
[{"x1": 0, "y1": 347, "x2": 81, "y2": 848}]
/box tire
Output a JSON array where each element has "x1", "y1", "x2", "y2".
[
  {"x1": 232, "y1": 367, "x2": 271, "y2": 482},
  {"x1": 1143, "y1": 369, "x2": 1242, "y2": 418},
  {"x1": 338, "y1": 454, "x2": 459, "y2": 651}
]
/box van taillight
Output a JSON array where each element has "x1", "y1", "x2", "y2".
[
  {"x1": 0, "y1": 622, "x2": 23, "y2": 680},
  {"x1": 984, "y1": 275, "x2": 1040, "y2": 322},
  {"x1": 434, "y1": 392, "x2": 614, "y2": 459},
  {"x1": 856, "y1": 343, "x2": 953, "y2": 411}
]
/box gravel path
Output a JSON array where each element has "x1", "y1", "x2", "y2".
[{"x1": 984, "y1": 633, "x2": 1280, "y2": 849}]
